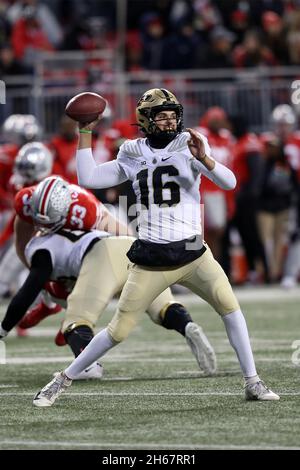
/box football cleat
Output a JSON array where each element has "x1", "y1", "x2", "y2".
[
  {"x1": 185, "y1": 322, "x2": 217, "y2": 375},
  {"x1": 244, "y1": 380, "x2": 280, "y2": 401},
  {"x1": 33, "y1": 372, "x2": 72, "y2": 407},
  {"x1": 280, "y1": 276, "x2": 297, "y2": 289},
  {"x1": 18, "y1": 303, "x2": 62, "y2": 329},
  {"x1": 53, "y1": 362, "x2": 103, "y2": 380}
]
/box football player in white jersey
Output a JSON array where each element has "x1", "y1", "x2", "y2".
[
  {"x1": 33, "y1": 88, "x2": 279, "y2": 405},
  {"x1": 0, "y1": 178, "x2": 216, "y2": 379}
]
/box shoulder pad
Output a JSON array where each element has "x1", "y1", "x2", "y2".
[
  {"x1": 167, "y1": 133, "x2": 189, "y2": 152},
  {"x1": 119, "y1": 138, "x2": 145, "y2": 158}
]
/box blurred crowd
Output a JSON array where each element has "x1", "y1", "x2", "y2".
[{"x1": 2, "y1": 0, "x2": 300, "y2": 74}]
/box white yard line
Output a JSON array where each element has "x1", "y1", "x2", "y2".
[
  {"x1": 0, "y1": 384, "x2": 18, "y2": 388},
  {"x1": 0, "y1": 391, "x2": 300, "y2": 396},
  {"x1": 2, "y1": 355, "x2": 294, "y2": 364}
]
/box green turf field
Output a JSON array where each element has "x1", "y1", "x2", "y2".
[{"x1": 1, "y1": 287, "x2": 300, "y2": 450}]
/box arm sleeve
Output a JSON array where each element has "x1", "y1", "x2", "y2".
[
  {"x1": 192, "y1": 159, "x2": 236, "y2": 190},
  {"x1": 76, "y1": 148, "x2": 128, "y2": 188},
  {"x1": 1, "y1": 250, "x2": 53, "y2": 332}
]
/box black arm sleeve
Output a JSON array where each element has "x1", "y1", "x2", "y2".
[{"x1": 1, "y1": 250, "x2": 53, "y2": 332}]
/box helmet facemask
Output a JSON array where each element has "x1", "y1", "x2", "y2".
[{"x1": 136, "y1": 89, "x2": 183, "y2": 140}]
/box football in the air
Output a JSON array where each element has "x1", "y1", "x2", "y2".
[{"x1": 65, "y1": 92, "x2": 107, "y2": 123}]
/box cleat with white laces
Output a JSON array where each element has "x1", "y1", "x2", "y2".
[
  {"x1": 53, "y1": 362, "x2": 103, "y2": 381},
  {"x1": 244, "y1": 380, "x2": 280, "y2": 401},
  {"x1": 185, "y1": 322, "x2": 217, "y2": 375},
  {"x1": 33, "y1": 372, "x2": 72, "y2": 407}
]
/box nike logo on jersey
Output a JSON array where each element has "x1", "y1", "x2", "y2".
[{"x1": 161, "y1": 156, "x2": 172, "y2": 161}]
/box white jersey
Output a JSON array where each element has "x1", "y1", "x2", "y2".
[
  {"x1": 117, "y1": 132, "x2": 212, "y2": 243},
  {"x1": 25, "y1": 230, "x2": 109, "y2": 281}
]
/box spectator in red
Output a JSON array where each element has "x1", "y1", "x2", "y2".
[
  {"x1": 229, "y1": 9, "x2": 250, "y2": 44},
  {"x1": 7, "y1": 0, "x2": 62, "y2": 47},
  {"x1": 197, "y1": 107, "x2": 235, "y2": 265},
  {"x1": 11, "y1": 6, "x2": 54, "y2": 63},
  {"x1": 47, "y1": 116, "x2": 79, "y2": 184},
  {"x1": 125, "y1": 30, "x2": 144, "y2": 72},
  {"x1": 230, "y1": 115, "x2": 269, "y2": 283},
  {"x1": 233, "y1": 29, "x2": 277, "y2": 68},
  {"x1": 262, "y1": 10, "x2": 289, "y2": 65}
]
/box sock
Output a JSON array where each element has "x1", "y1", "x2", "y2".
[
  {"x1": 244, "y1": 375, "x2": 260, "y2": 386},
  {"x1": 222, "y1": 309, "x2": 257, "y2": 379},
  {"x1": 65, "y1": 328, "x2": 115, "y2": 379},
  {"x1": 161, "y1": 303, "x2": 193, "y2": 336},
  {"x1": 64, "y1": 325, "x2": 94, "y2": 357}
]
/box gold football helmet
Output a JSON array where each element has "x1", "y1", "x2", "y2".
[{"x1": 136, "y1": 88, "x2": 183, "y2": 136}]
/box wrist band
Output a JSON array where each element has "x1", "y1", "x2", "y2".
[{"x1": 79, "y1": 129, "x2": 92, "y2": 134}]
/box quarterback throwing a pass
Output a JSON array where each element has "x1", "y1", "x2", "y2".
[{"x1": 34, "y1": 88, "x2": 279, "y2": 406}]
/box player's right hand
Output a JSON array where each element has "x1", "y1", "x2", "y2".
[{"x1": 78, "y1": 116, "x2": 103, "y2": 131}]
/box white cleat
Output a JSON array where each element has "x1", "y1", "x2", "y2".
[
  {"x1": 185, "y1": 322, "x2": 217, "y2": 375},
  {"x1": 33, "y1": 372, "x2": 72, "y2": 407},
  {"x1": 280, "y1": 276, "x2": 297, "y2": 289},
  {"x1": 53, "y1": 362, "x2": 103, "y2": 380},
  {"x1": 244, "y1": 381, "x2": 280, "y2": 401}
]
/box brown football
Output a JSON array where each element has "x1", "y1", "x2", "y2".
[{"x1": 65, "y1": 92, "x2": 107, "y2": 123}]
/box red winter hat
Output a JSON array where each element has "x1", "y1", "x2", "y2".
[
  {"x1": 200, "y1": 107, "x2": 227, "y2": 127},
  {"x1": 262, "y1": 11, "x2": 282, "y2": 30}
]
